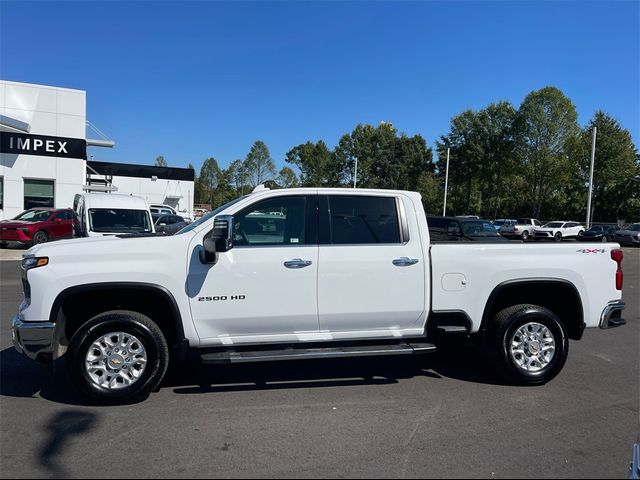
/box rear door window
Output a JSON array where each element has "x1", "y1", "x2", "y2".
[{"x1": 325, "y1": 196, "x2": 401, "y2": 245}]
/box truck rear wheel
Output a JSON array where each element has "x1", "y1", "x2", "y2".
[
  {"x1": 66, "y1": 310, "x2": 169, "y2": 404},
  {"x1": 490, "y1": 304, "x2": 568, "y2": 386}
]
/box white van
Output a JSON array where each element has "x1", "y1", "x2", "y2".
[{"x1": 73, "y1": 193, "x2": 155, "y2": 237}]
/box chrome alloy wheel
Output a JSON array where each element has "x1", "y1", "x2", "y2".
[
  {"x1": 509, "y1": 322, "x2": 556, "y2": 373},
  {"x1": 85, "y1": 332, "x2": 147, "y2": 389}
]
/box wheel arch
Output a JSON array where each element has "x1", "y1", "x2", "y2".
[
  {"x1": 480, "y1": 279, "x2": 585, "y2": 341},
  {"x1": 50, "y1": 283, "x2": 188, "y2": 354}
]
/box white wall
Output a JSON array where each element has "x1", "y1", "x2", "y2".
[
  {"x1": 111, "y1": 176, "x2": 195, "y2": 215},
  {"x1": 0, "y1": 81, "x2": 86, "y2": 220}
]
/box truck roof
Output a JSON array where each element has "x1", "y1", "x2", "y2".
[{"x1": 82, "y1": 193, "x2": 150, "y2": 210}]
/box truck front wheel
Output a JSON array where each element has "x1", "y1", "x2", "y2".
[
  {"x1": 490, "y1": 305, "x2": 568, "y2": 386},
  {"x1": 66, "y1": 310, "x2": 169, "y2": 404}
]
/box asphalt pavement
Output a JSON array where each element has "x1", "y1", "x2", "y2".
[{"x1": 0, "y1": 249, "x2": 638, "y2": 478}]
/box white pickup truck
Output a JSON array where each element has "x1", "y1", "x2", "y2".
[{"x1": 12, "y1": 187, "x2": 627, "y2": 404}]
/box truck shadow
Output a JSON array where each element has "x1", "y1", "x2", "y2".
[
  {"x1": 0, "y1": 343, "x2": 504, "y2": 405},
  {"x1": 168, "y1": 343, "x2": 505, "y2": 395},
  {"x1": 0, "y1": 347, "x2": 85, "y2": 405}
]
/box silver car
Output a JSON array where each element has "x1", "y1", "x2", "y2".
[{"x1": 614, "y1": 223, "x2": 640, "y2": 247}]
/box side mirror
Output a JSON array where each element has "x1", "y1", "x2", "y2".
[{"x1": 200, "y1": 215, "x2": 234, "y2": 264}]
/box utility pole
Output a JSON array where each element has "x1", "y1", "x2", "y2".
[
  {"x1": 586, "y1": 127, "x2": 597, "y2": 229},
  {"x1": 353, "y1": 155, "x2": 358, "y2": 188},
  {"x1": 443, "y1": 148, "x2": 450, "y2": 216}
]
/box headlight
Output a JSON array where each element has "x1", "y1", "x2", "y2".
[{"x1": 22, "y1": 256, "x2": 49, "y2": 270}]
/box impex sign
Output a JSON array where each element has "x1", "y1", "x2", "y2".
[{"x1": 0, "y1": 132, "x2": 87, "y2": 159}]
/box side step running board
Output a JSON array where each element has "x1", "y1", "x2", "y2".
[{"x1": 201, "y1": 342, "x2": 437, "y2": 365}]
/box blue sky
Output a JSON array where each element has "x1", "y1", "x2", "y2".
[{"x1": 2, "y1": 0, "x2": 638, "y2": 172}]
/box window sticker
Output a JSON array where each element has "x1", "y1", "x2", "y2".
[{"x1": 290, "y1": 238, "x2": 299, "y2": 244}]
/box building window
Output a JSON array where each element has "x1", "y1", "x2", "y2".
[
  {"x1": 0, "y1": 177, "x2": 3, "y2": 210},
  {"x1": 24, "y1": 179, "x2": 54, "y2": 210}
]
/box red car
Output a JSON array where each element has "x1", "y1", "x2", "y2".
[{"x1": 0, "y1": 208, "x2": 76, "y2": 247}]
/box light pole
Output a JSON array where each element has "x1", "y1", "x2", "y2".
[
  {"x1": 353, "y1": 155, "x2": 358, "y2": 189},
  {"x1": 443, "y1": 148, "x2": 450, "y2": 216},
  {"x1": 586, "y1": 127, "x2": 597, "y2": 229}
]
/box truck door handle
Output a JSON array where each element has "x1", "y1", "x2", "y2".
[
  {"x1": 392, "y1": 257, "x2": 419, "y2": 267},
  {"x1": 284, "y1": 259, "x2": 313, "y2": 269}
]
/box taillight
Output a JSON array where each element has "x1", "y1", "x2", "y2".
[{"x1": 611, "y1": 249, "x2": 623, "y2": 290}]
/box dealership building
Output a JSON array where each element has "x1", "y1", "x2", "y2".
[{"x1": 0, "y1": 80, "x2": 195, "y2": 221}]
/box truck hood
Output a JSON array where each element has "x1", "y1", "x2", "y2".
[{"x1": 25, "y1": 232, "x2": 193, "y2": 259}]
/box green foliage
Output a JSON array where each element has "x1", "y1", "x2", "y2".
[
  {"x1": 187, "y1": 88, "x2": 638, "y2": 222},
  {"x1": 276, "y1": 167, "x2": 299, "y2": 188},
  {"x1": 333, "y1": 123, "x2": 433, "y2": 191},
  {"x1": 155, "y1": 155, "x2": 168, "y2": 167},
  {"x1": 515, "y1": 87, "x2": 580, "y2": 218},
  {"x1": 243, "y1": 141, "x2": 276, "y2": 188},
  {"x1": 285, "y1": 140, "x2": 339, "y2": 186},
  {"x1": 574, "y1": 112, "x2": 640, "y2": 223}
]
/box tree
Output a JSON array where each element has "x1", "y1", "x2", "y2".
[
  {"x1": 514, "y1": 87, "x2": 580, "y2": 218},
  {"x1": 571, "y1": 112, "x2": 639, "y2": 222},
  {"x1": 243, "y1": 141, "x2": 276, "y2": 188},
  {"x1": 155, "y1": 155, "x2": 168, "y2": 167},
  {"x1": 333, "y1": 123, "x2": 433, "y2": 191},
  {"x1": 285, "y1": 140, "x2": 340, "y2": 186},
  {"x1": 276, "y1": 167, "x2": 299, "y2": 188},
  {"x1": 197, "y1": 157, "x2": 221, "y2": 206}
]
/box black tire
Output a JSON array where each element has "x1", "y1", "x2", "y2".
[
  {"x1": 489, "y1": 304, "x2": 569, "y2": 386},
  {"x1": 66, "y1": 310, "x2": 169, "y2": 404},
  {"x1": 554, "y1": 232, "x2": 562, "y2": 242},
  {"x1": 0, "y1": 242, "x2": 7, "y2": 249},
  {"x1": 521, "y1": 230, "x2": 530, "y2": 241},
  {"x1": 32, "y1": 230, "x2": 49, "y2": 245}
]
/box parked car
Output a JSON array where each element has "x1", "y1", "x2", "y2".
[
  {"x1": 153, "y1": 214, "x2": 188, "y2": 236},
  {"x1": 533, "y1": 221, "x2": 584, "y2": 242},
  {"x1": 149, "y1": 204, "x2": 193, "y2": 223},
  {"x1": 577, "y1": 225, "x2": 618, "y2": 243},
  {"x1": 500, "y1": 218, "x2": 543, "y2": 240},
  {"x1": 73, "y1": 193, "x2": 154, "y2": 237},
  {"x1": 13, "y1": 187, "x2": 625, "y2": 404},
  {"x1": 491, "y1": 219, "x2": 517, "y2": 232},
  {"x1": 428, "y1": 217, "x2": 508, "y2": 242},
  {"x1": 0, "y1": 208, "x2": 76, "y2": 247},
  {"x1": 614, "y1": 223, "x2": 640, "y2": 247}
]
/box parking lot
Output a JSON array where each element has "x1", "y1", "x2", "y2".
[{"x1": 0, "y1": 248, "x2": 638, "y2": 479}]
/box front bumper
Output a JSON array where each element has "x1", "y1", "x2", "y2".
[
  {"x1": 0, "y1": 229, "x2": 32, "y2": 242},
  {"x1": 599, "y1": 301, "x2": 626, "y2": 329},
  {"x1": 12, "y1": 315, "x2": 56, "y2": 365}
]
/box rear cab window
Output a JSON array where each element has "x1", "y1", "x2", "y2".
[{"x1": 321, "y1": 195, "x2": 404, "y2": 245}]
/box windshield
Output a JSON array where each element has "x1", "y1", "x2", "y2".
[
  {"x1": 176, "y1": 195, "x2": 249, "y2": 235},
  {"x1": 462, "y1": 221, "x2": 499, "y2": 237},
  {"x1": 544, "y1": 222, "x2": 564, "y2": 228},
  {"x1": 13, "y1": 210, "x2": 52, "y2": 222},
  {"x1": 88, "y1": 209, "x2": 152, "y2": 233},
  {"x1": 587, "y1": 226, "x2": 604, "y2": 233},
  {"x1": 628, "y1": 224, "x2": 640, "y2": 232},
  {"x1": 493, "y1": 220, "x2": 508, "y2": 226}
]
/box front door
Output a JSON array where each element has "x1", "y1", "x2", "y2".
[{"x1": 188, "y1": 194, "x2": 319, "y2": 342}]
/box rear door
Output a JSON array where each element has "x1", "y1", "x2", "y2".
[{"x1": 317, "y1": 194, "x2": 426, "y2": 333}]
